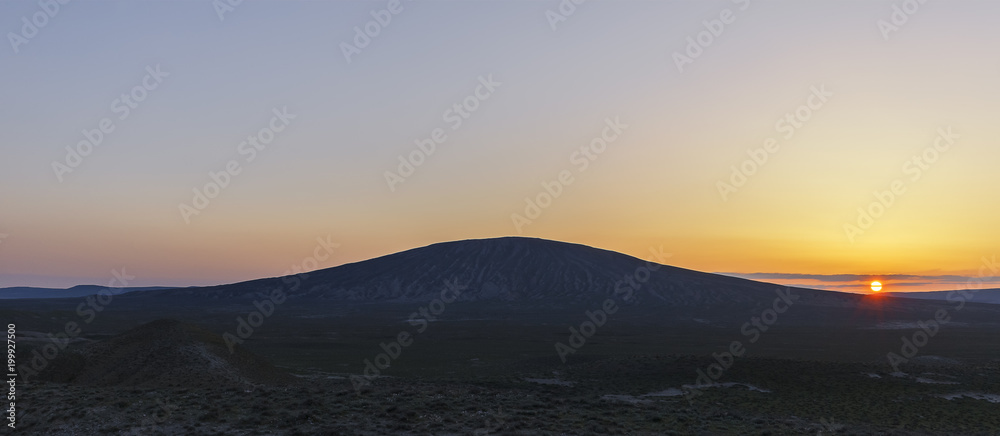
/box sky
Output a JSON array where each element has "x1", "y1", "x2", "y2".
[{"x1": 1, "y1": 0, "x2": 999, "y2": 294}]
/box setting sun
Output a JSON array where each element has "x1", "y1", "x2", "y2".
[{"x1": 871, "y1": 281, "x2": 883, "y2": 292}]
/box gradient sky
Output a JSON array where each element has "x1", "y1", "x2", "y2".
[{"x1": 2, "y1": 0, "x2": 999, "y2": 293}]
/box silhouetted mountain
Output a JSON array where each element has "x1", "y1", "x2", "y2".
[
  {"x1": 135, "y1": 237, "x2": 868, "y2": 308},
  {"x1": 885, "y1": 289, "x2": 1000, "y2": 305},
  {"x1": 0, "y1": 285, "x2": 172, "y2": 299}
]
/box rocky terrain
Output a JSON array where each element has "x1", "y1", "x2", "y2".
[{"x1": 15, "y1": 355, "x2": 1000, "y2": 435}]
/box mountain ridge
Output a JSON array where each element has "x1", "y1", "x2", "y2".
[
  {"x1": 0, "y1": 285, "x2": 174, "y2": 300},
  {"x1": 885, "y1": 289, "x2": 1000, "y2": 305}
]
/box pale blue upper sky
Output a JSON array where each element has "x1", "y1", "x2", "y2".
[{"x1": 2, "y1": 1, "x2": 999, "y2": 293}]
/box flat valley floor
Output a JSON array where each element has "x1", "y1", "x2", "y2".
[{"x1": 7, "y1": 300, "x2": 1000, "y2": 435}]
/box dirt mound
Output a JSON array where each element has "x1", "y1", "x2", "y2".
[{"x1": 67, "y1": 319, "x2": 291, "y2": 388}]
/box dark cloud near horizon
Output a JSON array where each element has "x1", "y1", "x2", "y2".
[
  {"x1": 717, "y1": 272, "x2": 998, "y2": 284},
  {"x1": 717, "y1": 273, "x2": 1000, "y2": 294}
]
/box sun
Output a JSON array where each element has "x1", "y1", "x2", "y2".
[{"x1": 871, "y1": 281, "x2": 883, "y2": 292}]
